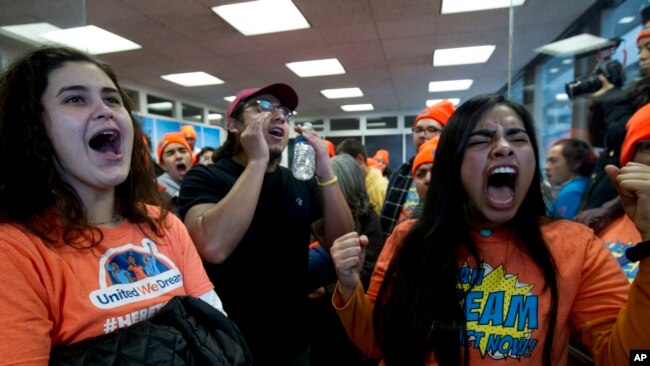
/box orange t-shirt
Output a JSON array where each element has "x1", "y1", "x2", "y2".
[
  {"x1": 599, "y1": 214, "x2": 642, "y2": 282},
  {"x1": 0, "y1": 207, "x2": 214, "y2": 365},
  {"x1": 335, "y1": 219, "x2": 647, "y2": 365}
]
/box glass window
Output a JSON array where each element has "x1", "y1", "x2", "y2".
[
  {"x1": 367, "y1": 116, "x2": 398, "y2": 129},
  {"x1": 330, "y1": 118, "x2": 360, "y2": 131},
  {"x1": 404, "y1": 115, "x2": 417, "y2": 129},
  {"x1": 147, "y1": 95, "x2": 173, "y2": 117},
  {"x1": 365, "y1": 135, "x2": 403, "y2": 172},
  {"x1": 182, "y1": 103, "x2": 203, "y2": 123},
  {"x1": 295, "y1": 119, "x2": 324, "y2": 132},
  {"x1": 208, "y1": 110, "x2": 225, "y2": 127},
  {"x1": 329, "y1": 136, "x2": 361, "y2": 150}
]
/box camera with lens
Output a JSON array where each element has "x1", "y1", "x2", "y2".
[{"x1": 565, "y1": 59, "x2": 625, "y2": 100}]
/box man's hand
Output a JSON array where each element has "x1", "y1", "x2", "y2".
[
  {"x1": 239, "y1": 112, "x2": 271, "y2": 165},
  {"x1": 294, "y1": 124, "x2": 331, "y2": 180},
  {"x1": 606, "y1": 163, "x2": 650, "y2": 240},
  {"x1": 591, "y1": 74, "x2": 615, "y2": 98}
]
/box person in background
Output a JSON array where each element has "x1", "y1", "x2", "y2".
[
  {"x1": 379, "y1": 100, "x2": 455, "y2": 238},
  {"x1": 156, "y1": 132, "x2": 193, "y2": 215},
  {"x1": 576, "y1": 103, "x2": 650, "y2": 282},
  {"x1": 330, "y1": 93, "x2": 649, "y2": 365},
  {"x1": 402, "y1": 136, "x2": 440, "y2": 221},
  {"x1": 364, "y1": 135, "x2": 440, "y2": 313},
  {"x1": 579, "y1": 21, "x2": 650, "y2": 212},
  {"x1": 544, "y1": 138, "x2": 594, "y2": 219},
  {"x1": 336, "y1": 138, "x2": 388, "y2": 215},
  {"x1": 180, "y1": 124, "x2": 200, "y2": 153},
  {"x1": 373, "y1": 149, "x2": 391, "y2": 178},
  {"x1": 195, "y1": 146, "x2": 216, "y2": 166},
  {"x1": 307, "y1": 153, "x2": 383, "y2": 366},
  {"x1": 325, "y1": 139, "x2": 336, "y2": 158},
  {"x1": 0, "y1": 46, "x2": 224, "y2": 364},
  {"x1": 179, "y1": 83, "x2": 353, "y2": 366}
]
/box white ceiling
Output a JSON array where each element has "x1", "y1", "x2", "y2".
[{"x1": 0, "y1": 0, "x2": 597, "y2": 119}]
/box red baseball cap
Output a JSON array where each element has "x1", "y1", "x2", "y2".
[{"x1": 226, "y1": 83, "x2": 299, "y2": 119}]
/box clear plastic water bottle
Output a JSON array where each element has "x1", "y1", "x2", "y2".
[{"x1": 292, "y1": 122, "x2": 315, "y2": 180}]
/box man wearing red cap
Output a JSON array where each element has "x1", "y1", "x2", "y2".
[
  {"x1": 379, "y1": 100, "x2": 455, "y2": 238},
  {"x1": 178, "y1": 83, "x2": 353, "y2": 365}
]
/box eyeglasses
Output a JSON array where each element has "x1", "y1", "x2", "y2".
[
  {"x1": 245, "y1": 99, "x2": 293, "y2": 119},
  {"x1": 412, "y1": 126, "x2": 442, "y2": 135}
]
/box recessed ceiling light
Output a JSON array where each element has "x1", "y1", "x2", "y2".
[
  {"x1": 0, "y1": 22, "x2": 61, "y2": 43},
  {"x1": 320, "y1": 87, "x2": 363, "y2": 99},
  {"x1": 618, "y1": 16, "x2": 635, "y2": 24},
  {"x1": 148, "y1": 102, "x2": 173, "y2": 111},
  {"x1": 161, "y1": 72, "x2": 224, "y2": 87},
  {"x1": 39, "y1": 25, "x2": 141, "y2": 55},
  {"x1": 428, "y1": 80, "x2": 473, "y2": 92},
  {"x1": 433, "y1": 45, "x2": 495, "y2": 66},
  {"x1": 441, "y1": 0, "x2": 525, "y2": 14},
  {"x1": 224, "y1": 96, "x2": 236, "y2": 102},
  {"x1": 535, "y1": 33, "x2": 613, "y2": 57},
  {"x1": 341, "y1": 104, "x2": 374, "y2": 112},
  {"x1": 562, "y1": 59, "x2": 573, "y2": 65},
  {"x1": 286, "y1": 58, "x2": 346, "y2": 77},
  {"x1": 550, "y1": 67, "x2": 560, "y2": 73},
  {"x1": 556, "y1": 93, "x2": 569, "y2": 101},
  {"x1": 426, "y1": 98, "x2": 461, "y2": 106},
  {"x1": 212, "y1": 0, "x2": 310, "y2": 36}
]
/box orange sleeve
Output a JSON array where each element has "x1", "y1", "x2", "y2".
[
  {"x1": 570, "y1": 228, "x2": 650, "y2": 364},
  {"x1": 367, "y1": 220, "x2": 414, "y2": 302},
  {"x1": 332, "y1": 282, "x2": 383, "y2": 360},
  {"x1": 0, "y1": 230, "x2": 52, "y2": 365},
  {"x1": 578, "y1": 257, "x2": 650, "y2": 364},
  {"x1": 165, "y1": 213, "x2": 215, "y2": 298}
]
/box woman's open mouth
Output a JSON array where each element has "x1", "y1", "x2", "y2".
[{"x1": 486, "y1": 166, "x2": 516, "y2": 208}]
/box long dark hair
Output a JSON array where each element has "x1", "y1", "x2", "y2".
[
  {"x1": 374, "y1": 94, "x2": 558, "y2": 366},
  {"x1": 0, "y1": 46, "x2": 169, "y2": 246}
]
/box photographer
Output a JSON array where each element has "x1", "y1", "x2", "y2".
[
  {"x1": 577, "y1": 21, "x2": 650, "y2": 214},
  {"x1": 575, "y1": 59, "x2": 634, "y2": 211}
]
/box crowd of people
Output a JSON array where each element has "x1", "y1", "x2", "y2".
[{"x1": 1, "y1": 25, "x2": 650, "y2": 365}]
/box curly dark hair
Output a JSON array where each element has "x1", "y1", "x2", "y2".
[{"x1": 0, "y1": 46, "x2": 169, "y2": 246}]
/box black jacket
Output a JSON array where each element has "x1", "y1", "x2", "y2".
[
  {"x1": 50, "y1": 296, "x2": 253, "y2": 366},
  {"x1": 580, "y1": 87, "x2": 635, "y2": 211}
]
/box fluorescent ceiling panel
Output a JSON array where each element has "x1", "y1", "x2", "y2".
[
  {"x1": 161, "y1": 72, "x2": 224, "y2": 87},
  {"x1": 426, "y1": 98, "x2": 461, "y2": 106},
  {"x1": 341, "y1": 104, "x2": 374, "y2": 112},
  {"x1": 224, "y1": 96, "x2": 236, "y2": 102},
  {"x1": 286, "y1": 58, "x2": 345, "y2": 77},
  {"x1": 535, "y1": 33, "x2": 613, "y2": 57},
  {"x1": 433, "y1": 45, "x2": 495, "y2": 66},
  {"x1": 441, "y1": 0, "x2": 525, "y2": 14},
  {"x1": 428, "y1": 80, "x2": 473, "y2": 92},
  {"x1": 320, "y1": 87, "x2": 363, "y2": 99},
  {"x1": 40, "y1": 25, "x2": 141, "y2": 55},
  {"x1": 208, "y1": 113, "x2": 223, "y2": 120},
  {"x1": 212, "y1": 0, "x2": 310, "y2": 36},
  {"x1": 0, "y1": 22, "x2": 61, "y2": 43}
]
